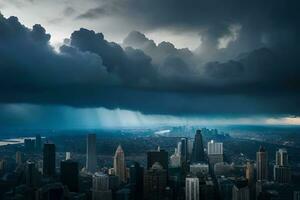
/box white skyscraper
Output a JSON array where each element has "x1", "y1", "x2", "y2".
[
  {"x1": 114, "y1": 145, "x2": 126, "y2": 182},
  {"x1": 207, "y1": 140, "x2": 223, "y2": 155},
  {"x1": 86, "y1": 134, "x2": 97, "y2": 173},
  {"x1": 186, "y1": 177, "x2": 199, "y2": 200},
  {"x1": 207, "y1": 140, "x2": 223, "y2": 167}
]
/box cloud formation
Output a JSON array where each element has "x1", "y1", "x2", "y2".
[{"x1": 0, "y1": 13, "x2": 299, "y2": 116}]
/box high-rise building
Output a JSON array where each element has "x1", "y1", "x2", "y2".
[
  {"x1": 60, "y1": 160, "x2": 79, "y2": 192},
  {"x1": 35, "y1": 134, "x2": 42, "y2": 152},
  {"x1": 232, "y1": 179, "x2": 249, "y2": 200},
  {"x1": 245, "y1": 161, "x2": 254, "y2": 185},
  {"x1": 185, "y1": 177, "x2": 199, "y2": 200},
  {"x1": 180, "y1": 138, "x2": 188, "y2": 168},
  {"x1": 16, "y1": 151, "x2": 23, "y2": 165},
  {"x1": 192, "y1": 130, "x2": 205, "y2": 163},
  {"x1": 256, "y1": 146, "x2": 268, "y2": 181},
  {"x1": 147, "y1": 147, "x2": 168, "y2": 170},
  {"x1": 144, "y1": 162, "x2": 167, "y2": 200},
  {"x1": 92, "y1": 172, "x2": 112, "y2": 200},
  {"x1": 26, "y1": 160, "x2": 37, "y2": 187},
  {"x1": 274, "y1": 148, "x2": 291, "y2": 183},
  {"x1": 43, "y1": 143, "x2": 56, "y2": 177},
  {"x1": 114, "y1": 145, "x2": 126, "y2": 183},
  {"x1": 86, "y1": 134, "x2": 97, "y2": 173},
  {"x1": 207, "y1": 140, "x2": 223, "y2": 167},
  {"x1": 129, "y1": 162, "x2": 144, "y2": 200}
]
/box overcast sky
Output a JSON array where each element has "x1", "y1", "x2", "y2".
[{"x1": 0, "y1": 0, "x2": 299, "y2": 128}]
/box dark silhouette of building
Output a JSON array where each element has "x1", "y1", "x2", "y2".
[
  {"x1": 43, "y1": 143, "x2": 56, "y2": 177},
  {"x1": 147, "y1": 147, "x2": 168, "y2": 170},
  {"x1": 129, "y1": 162, "x2": 144, "y2": 200},
  {"x1": 180, "y1": 138, "x2": 188, "y2": 169},
  {"x1": 192, "y1": 130, "x2": 205, "y2": 163},
  {"x1": 60, "y1": 160, "x2": 79, "y2": 192},
  {"x1": 144, "y1": 162, "x2": 167, "y2": 200},
  {"x1": 35, "y1": 134, "x2": 42, "y2": 152}
]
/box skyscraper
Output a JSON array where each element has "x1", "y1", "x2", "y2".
[
  {"x1": 207, "y1": 140, "x2": 223, "y2": 167},
  {"x1": 245, "y1": 161, "x2": 254, "y2": 185},
  {"x1": 35, "y1": 134, "x2": 42, "y2": 152},
  {"x1": 180, "y1": 138, "x2": 188, "y2": 168},
  {"x1": 43, "y1": 143, "x2": 56, "y2": 177},
  {"x1": 147, "y1": 147, "x2": 168, "y2": 170},
  {"x1": 192, "y1": 130, "x2": 205, "y2": 163},
  {"x1": 144, "y1": 162, "x2": 167, "y2": 200},
  {"x1": 114, "y1": 145, "x2": 126, "y2": 183},
  {"x1": 256, "y1": 146, "x2": 268, "y2": 181},
  {"x1": 185, "y1": 177, "x2": 199, "y2": 200},
  {"x1": 60, "y1": 160, "x2": 79, "y2": 192},
  {"x1": 26, "y1": 160, "x2": 37, "y2": 187},
  {"x1": 92, "y1": 172, "x2": 112, "y2": 200},
  {"x1": 86, "y1": 133, "x2": 97, "y2": 173},
  {"x1": 274, "y1": 148, "x2": 291, "y2": 183},
  {"x1": 16, "y1": 151, "x2": 23, "y2": 165},
  {"x1": 129, "y1": 162, "x2": 144, "y2": 200}
]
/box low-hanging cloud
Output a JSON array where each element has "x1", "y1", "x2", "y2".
[{"x1": 0, "y1": 14, "x2": 300, "y2": 116}]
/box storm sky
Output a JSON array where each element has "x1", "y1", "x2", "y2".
[{"x1": 0, "y1": 0, "x2": 300, "y2": 128}]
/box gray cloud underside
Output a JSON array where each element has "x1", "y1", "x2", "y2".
[{"x1": 0, "y1": 13, "x2": 300, "y2": 116}]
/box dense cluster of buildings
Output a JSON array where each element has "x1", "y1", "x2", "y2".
[{"x1": 0, "y1": 130, "x2": 299, "y2": 200}]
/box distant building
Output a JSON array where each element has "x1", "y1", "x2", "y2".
[
  {"x1": 232, "y1": 179, "x2": 249, "y2": 200},
  {"x1": 35, "y1": 134, "x2": 42, "y2": 152},
  {"x1": 274, "y1": 149, "x2": 291, "y2": 183},
  {"x1": 185, "y1": 177, "x2": 199, "y2": 200},
  {"x1": 144, "y1": 162, "x2": 167, "y2": 200},
  {"x1": 217, "y1": 176, "x2": 235, "y2": 200},
  {"x1": 114, "y1": 145, "x2": 126, "y2": 183},
  {"x1": 60, "y1": 159, "x2": 79, "y2": 192},
  {"x1": 26, "y1": 160, "x2": 37, "y2": 187},
  {"x1": 189, "y1": 163, "x2": 209, "y2": 177},
  {"x1": 245, "y1": 161, "x2": 255, "y2": 185},
  {"x1": 129, "y1": 162, "x2": 144, "y2": 200},
  {"x1": 192, "y1": 130, "x2": 205, "y2": 163},
  {"x1": 16, "y1": 151, "x2": 23, "y2": 165},
  {"x1": 207, "y1": 140, "x2": 223, "y2": 167},
  {"x1": 214, "y1": 162, "x2": 234, "y2": 177},
  {"x1": 147, "y1": 147, "x2": 168, "y2": 170},
  {"x1": 256, "y1": 146, "x2": 268, "y2": 181},
  {"x1": 43, "y1": 143, "x2": 56, "y2": 177},
  {"x1": 86, "y1": 134, "x2": 97, "y2": 173},
  {"x1": 180, "y1": 138, "x2": 188, "y2": 168},
  {"x1": 92, "y1": 172, "x2": 112, "y2": 200}
]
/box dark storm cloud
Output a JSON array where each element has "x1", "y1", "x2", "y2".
[{"x1": 0, "y1": 13, "x2": 300, "y2": 116}]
